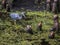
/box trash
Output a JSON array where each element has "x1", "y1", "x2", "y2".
[
  {"x1": 10, "y1": 13, "x2": 22, "y2": 20},
  {"x1": 21, "y1": 12, "x2": 26, "y2": 18}
]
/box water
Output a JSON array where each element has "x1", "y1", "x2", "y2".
[{"x1": 12, "y1": 0, "x2": 46, "y2": 11}]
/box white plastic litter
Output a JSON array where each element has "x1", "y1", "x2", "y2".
[{"x1": 10, "y1": 13, "x2": 22, "y2": 20}]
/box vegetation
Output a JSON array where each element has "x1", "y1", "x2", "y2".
[
  {"x1": 0, "y1": 11, "x2": 60, "y2": 45},
  {"x1": 0, "y1": 0, "x2": 60, "y2": 45}
]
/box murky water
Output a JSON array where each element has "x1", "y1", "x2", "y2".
[{"x1": 12, "y1": 0, "x2": 46, "y2": 11}]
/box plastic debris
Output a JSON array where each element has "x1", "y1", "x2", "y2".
[{"x1": 10, "y1": 13, "x2": 22, "y2": 20}]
